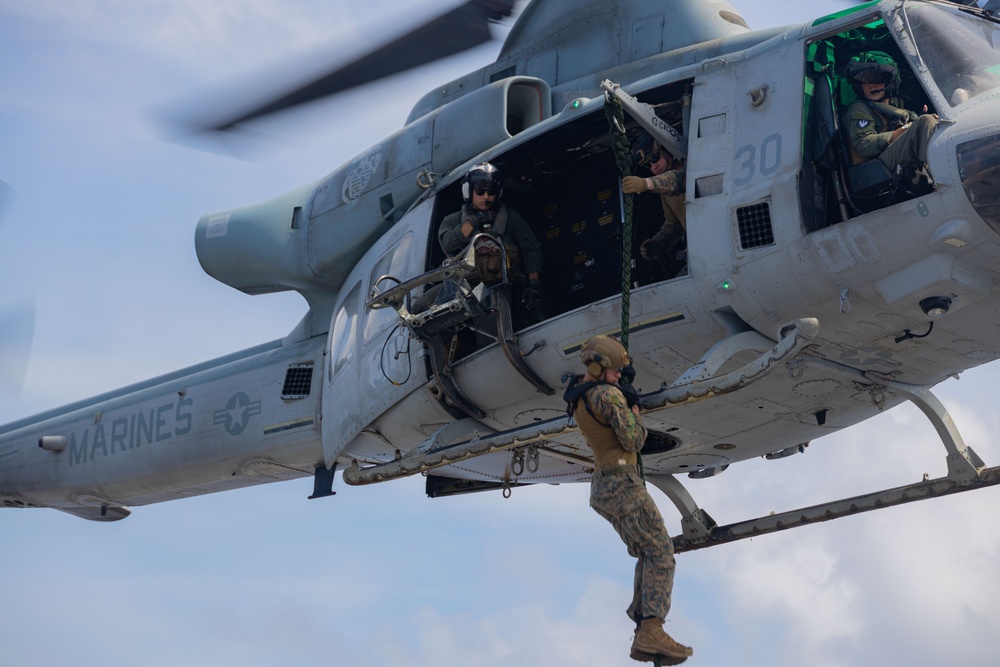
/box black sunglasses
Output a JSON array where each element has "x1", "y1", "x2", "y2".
[{"x1": 473, "y1": 183, "x2": 499, "y2": 196}]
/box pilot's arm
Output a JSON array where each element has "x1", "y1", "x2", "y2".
[{"x1": 845, "y1": 105, "x2": 899, "y2": 159}]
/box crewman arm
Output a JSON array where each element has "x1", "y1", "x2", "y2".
[
  {"x1": 647, "y1": 166, "x2": 686, "y2": 195},
  {"x1": 506, "y1": 208, "x2": 543, "y2": 279},
  {"x1": 438, "y1": 211, "x2": 471, "y2": 256},
  {"x1": 622, "y1": 167, "x2": 686, "y2": 196}
]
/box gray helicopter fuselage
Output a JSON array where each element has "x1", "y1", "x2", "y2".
[{"x1": 5, "y1": 0, "x2": 1000, "y2": 516}]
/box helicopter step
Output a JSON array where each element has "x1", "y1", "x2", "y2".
[{"x1": 638, "y1": 318, "x2": 819, "y2": 414}]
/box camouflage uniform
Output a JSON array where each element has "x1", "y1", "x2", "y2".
[
  {"x1": 843, "y1": 99, "x2": 937, "y2": 171},
  {"x1": 646, "y1": 167, "x2": 686, "y2": 200},
  {"x1": 640, "y1": 167, "x2": 686, "y2": 264},
  {"x1": 573, "y1": 381, "x2": 676, "y2": 624}
]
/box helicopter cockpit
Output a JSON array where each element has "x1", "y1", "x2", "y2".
[{"x1": 804, "y1": 2, "x2": 1000, "y2": 227}]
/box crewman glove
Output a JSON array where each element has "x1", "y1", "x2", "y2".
[
  {"x1": 522, "y1": 278, "x2": 543, "y2": 311},
  {"x1": 472, "y1": 210, "x2": 496, "y2": 228},
  {"x1": 618, "y1": 380, "x2": 640, "y2": 409},
  {"x1": 620, "y1": 364, "x2": 636, "y2": 385},
  {"x1": 622, "y1": 175, "x2": 649, "y2": 194}
]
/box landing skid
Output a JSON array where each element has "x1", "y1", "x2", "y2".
[
  {"x1": 654, "y1": 354, "x2": 994, "y2": 553},
  {"x1": 666, "y1": 464, "x2": 1000, "y2": 554}
]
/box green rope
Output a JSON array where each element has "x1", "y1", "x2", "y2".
[
  {"x1": 604, "y1": 90, "x2": 645, "y2": 481},
  {"x1": 604, "y1": 92, "x2": 634, "y2": 351}
]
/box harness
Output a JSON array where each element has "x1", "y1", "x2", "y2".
[
  {"x1": 563, "y1": 375, "x2": 607, "y2": 421},
  {"x1": 562, "y1": 374, "x2": 640, "y2": 420}
]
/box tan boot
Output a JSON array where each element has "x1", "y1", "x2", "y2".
[
  {"x1": 631, "y1": 629, "x2": 688, "y2": 664},
  {"x1": 629, "y1": 642, "x2": 688, "y2": 665},
  {"x1": 629, "y1": 641, "x2": 658, "y2": 663},
  {"x1": 632, "y1": 618, "x2": 693, "y2": 660}
]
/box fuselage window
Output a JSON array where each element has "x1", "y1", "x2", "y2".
[
  {"x1": 364, "y1": 233, "x2": 413, "y2": 343},
  {"x1": 330, "y1": 281, "x2": 361, "y2": 378}
]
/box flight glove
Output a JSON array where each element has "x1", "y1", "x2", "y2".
[
  {"x1": 622, "y1": 175, "x2": 649, "y2": 194},
  {"x1": 521, "y1": 278, "x2": 543, "y2": 311}
]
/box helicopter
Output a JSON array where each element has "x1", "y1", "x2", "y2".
[{"x1": 2, "y1": 1, "x2": 1000, "y2": 663}]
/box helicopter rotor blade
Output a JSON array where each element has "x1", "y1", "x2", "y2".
[
  {"x1": 202, "y1": 0, "x2": 518, "y2": 135},
  {"x1": 0, "y1": 298, "x2": 35, "y2": 405},
  {"x1": 0, "y1": 180, "x2": 12, "y2": 230},
  {"x1": 0, "y1": 181, "x2": 35, "y2": 405}
]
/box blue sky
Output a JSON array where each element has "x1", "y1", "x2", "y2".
[{"x1": 1, "y1": 2, "x2": 998, "y2": 666}]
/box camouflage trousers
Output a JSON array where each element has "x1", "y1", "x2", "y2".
[{"x1": 590, "y1": 470, "x2": 675, "y2": 623}]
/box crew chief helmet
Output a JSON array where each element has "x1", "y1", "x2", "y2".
[{"x1": 461, "y1": 162, "x2": 504, "y2": 207}]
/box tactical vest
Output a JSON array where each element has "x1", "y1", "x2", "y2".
[{"x1": 569, "y1": 384, "x2": 639, "y2": 470}]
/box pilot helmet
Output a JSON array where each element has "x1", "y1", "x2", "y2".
[
  {"x1": 630, "y1": 133, "x2": 663, "y2": 169},
  {"x1": 580, "y1": 335, "x2": 631, "y2": 378},
  {"x1": 462, "y1": 162, "x2": 504, "y2": 208},
  {"x1": 846, "y1": 51, "x2": 899, "y2": 96}
]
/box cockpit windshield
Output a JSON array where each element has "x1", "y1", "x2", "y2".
[{"x1": 894, "y1": 3, "x2": 1000, "y2": 107}]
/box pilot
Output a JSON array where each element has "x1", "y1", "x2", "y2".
[
  {"x1": 563, "y1": 336, "x2": 693, "y2": 664},
  {"x1": 621, "y1": 134, "x2": 687, "y2": 275},
  {"x1": 438, "y1": 162, "x2": 544, "y2": 320},
  {"x1": 842, "y1": 51, "x2": 938, "y2": 194}
]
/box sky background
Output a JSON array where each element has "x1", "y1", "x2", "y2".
[{"x1": 2, "y1": 1, "x2": 999, "y2": 666}]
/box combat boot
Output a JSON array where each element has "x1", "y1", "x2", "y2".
[
  {"x1": 632, "y1": 618, "x2": 693, "y2": 661},
  {"x1": 640, "y1": 223, "x2": 683, "y2": 260},
  {"x1": 630, "y1": 638, "x2": 687, "y2": 664}
]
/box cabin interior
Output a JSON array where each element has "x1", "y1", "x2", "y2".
[{"x1": 422, "y1": 80, "x2": 694, "y2": 327}]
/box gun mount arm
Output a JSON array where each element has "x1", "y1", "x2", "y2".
[{"x1": 601, "y1": 79, "x2": 687, "y2": 161}]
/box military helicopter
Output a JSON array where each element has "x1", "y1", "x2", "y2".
[{"x1": 3, "y1": 0, "x2": 1000, "y2": 570}]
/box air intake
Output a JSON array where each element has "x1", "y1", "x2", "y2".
[
  {"x1": 736, "y1": 202, "x2": 774, "y2": 249},
  {"x1": 281, "y1": 364, "x2": 314, "y2": 400}
]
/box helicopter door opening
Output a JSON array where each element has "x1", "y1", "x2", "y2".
[
  {"x1": 801, "y1": 14, "x2": 938, "y2": 229},
  {"x1": 421, "y1": 78, "x2": 695, "y2": 332}
]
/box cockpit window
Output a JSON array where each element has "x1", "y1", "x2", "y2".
[{"x1": 894, "y1": 4, "x2": 1000, "y2": 106}]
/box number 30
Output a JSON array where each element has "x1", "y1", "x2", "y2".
[{"x1": 734, "y1": 133, "x2": 782, "y2": 187}]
